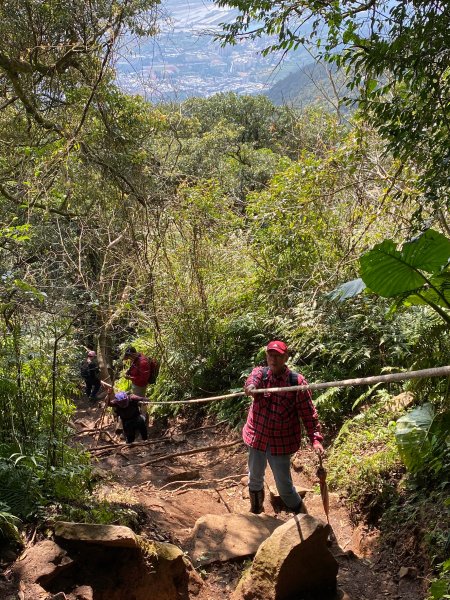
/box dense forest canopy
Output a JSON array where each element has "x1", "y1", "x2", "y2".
[{"x1": 0, "y1": 1, "x2": 449, "y2": 598}]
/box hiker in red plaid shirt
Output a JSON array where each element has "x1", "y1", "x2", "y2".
[{"x1": 243, "y1": 340, "x2": 324, "y2": 515}]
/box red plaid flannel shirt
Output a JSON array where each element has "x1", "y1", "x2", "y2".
[{"x1": 242, "y1": 366, "x2": 322, "y2": 455}]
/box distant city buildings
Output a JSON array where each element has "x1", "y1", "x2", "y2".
[{"x1": 114, "y1": 0, "x2": 308, "y2": 101}]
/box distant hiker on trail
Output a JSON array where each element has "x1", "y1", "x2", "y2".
[
  {"x1": 80, "y1": 350, "x2": 101, "y2": 401},
  {"x1": 123, "y1": 346, "x2": 159, "y2": 425},
  {"x1": 243, "y1": 340, "x2": 324, "y2": 515},
  {"x1": 107, "y1": 389, "x2": 148, "y2": 444},
  {"x1": 123, "y1": 346, "x2": 159, "y2": 395}
]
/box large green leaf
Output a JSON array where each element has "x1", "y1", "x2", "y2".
[
  {"x1": 402, "y1": 230, "x2": 450, "y2": 272},
  {"x1": 395, "y1": 404, "x2": 436, "y2": 472},
  {"x1": 360, "y1": 230, "x2": 450, "y2": 298},
  {"x1": 403, "y1": 272, "x2": 450, "y2": 308}
]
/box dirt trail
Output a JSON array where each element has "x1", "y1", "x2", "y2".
[{"x1": 73, "y1": 395, "x2": 425, "y2": 600}]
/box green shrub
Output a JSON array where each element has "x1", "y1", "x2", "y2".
[
  {"x1": 0, "y1": 445, "x2": 94, "y2": 523},
  {"x1": 0, "y1": 502, "x2": 22, "y2": 544},
  {"x1": 429, "y1": 558, "x2": 450, "y2": 600},
  {"x1": 55, "y1": 500, "x2": 144, "y2": 531},
  {"x1": 0, "y1": 455, "x2": 44, "y2": 519},
  {"x1": 327, "y1": 400, "x2": 405, "y2": 522}
]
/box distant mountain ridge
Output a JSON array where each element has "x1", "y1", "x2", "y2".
[{"x1": 266, "y1": 61, "x2": 346, "y2": 108}]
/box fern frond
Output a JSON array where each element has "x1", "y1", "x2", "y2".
[{"x1": 0, "y1": 502, "x2": 22, "y2": 543}]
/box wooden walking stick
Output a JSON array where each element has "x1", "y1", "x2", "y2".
[{"x1": 93, "y1": 381, "x2": 114, "y2": 448}]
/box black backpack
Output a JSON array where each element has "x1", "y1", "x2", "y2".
[
  {"x1": 262, "y1": 367, "x2": 299, "y2": 387},
  {"x1": 147, "y1": 358, "x2": 160, "y2": 385},
  {"x1": 80, "y1": 359, "x2": 99, "y2": 378}
]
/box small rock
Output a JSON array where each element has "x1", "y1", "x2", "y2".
[
  {"x1": 49, "y1": 593, "x2": 67, "y2": 600},
  {"x1": 267, "y1": 483, "x2": 311, "y2": 510},
  {"x1": 91, "y1": 467, "x2": 109, "y2": 480},
  {"x1": 164, "y1": 469, "x2": 200, "y2": 483},
  {"x1": 73, "y1": 585, "x2": 93, "y2": 600},
  {"x1": 398, "y1": 566, "x2": 417, "y2": 579}
]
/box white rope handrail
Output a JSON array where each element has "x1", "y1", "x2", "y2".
[{"x1": 102, "y1": 365, "x2": 450, "y2": 405}]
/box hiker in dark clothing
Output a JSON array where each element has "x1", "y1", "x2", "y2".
[
  {"x1": 80, "y1": 350, "x2": 101, "y2": 400},
  {"x1": 108, "y1": 390, "x2": 148, "y2": 444}
]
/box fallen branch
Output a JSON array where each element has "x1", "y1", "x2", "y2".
[
  {"x1": 89, "y1": 441, "x2": 127, "y2": 453},
  {"x1": 94, "y1": 402, "x2": 110, "y2": 448},
  {"x1": 100, "y1": 430, "x2": 121, "y2": 445},
  {"x1": 93, "y1": 411, "x2": 112, "y2": 430},
  {"x1": 135, "y1": 439, "x2": 242, "y2": 467},
  {"x1": 89, "y1": 435, "x2": 172, "y2": 455},
  {"x1": 176, "y1": 483, "x2": 241, "y2": 495},
  {"x1": 76, "y1": 426, "x2": 111, "y2": 436},
  {"x1": 215, "y1": 487, "x2": 232, "y2": 513},
  {"x1": 174, "y1": 480, "x2": 241, "y2": 495},
  {"x1": 26, "y1": 526, "x2": 37, "y2": 548},
  {"x1": 156, "y1": 472, "x2": 247, "y2": 492},
  {"x1": 183, "y1": 420, "x2": 228, "y2": 435}
]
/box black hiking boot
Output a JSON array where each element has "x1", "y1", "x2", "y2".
[
  {"x1": 249, "y1": 489, "x2": 265, "y2": 514},
  {"x1": 293, "y1": 499, "x2": 307, "y2": 515}
]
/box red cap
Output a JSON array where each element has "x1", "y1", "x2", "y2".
[{"x1": 266, "y1": 340, "x2": 288, "y2": 354}]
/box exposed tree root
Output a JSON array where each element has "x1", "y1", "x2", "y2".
[
  {"x1": 134, "y1": 439, "x2": 242, "y2": 467},
  {"x1": 132, "y1": 472, "x2": 246, "y2": 492},
  {"x1": 89, "y1": 436, "x2": 171, "y2": 456},
  {"x1": 182, "y1": 420, "x2": 228, "y2": 435},
  {"x1": 215, "y1": 487, "x2": 232, "y2": 512}
]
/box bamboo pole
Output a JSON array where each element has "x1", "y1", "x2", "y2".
[{"x1": 121, "y1": 365, "x2": 450, "y2": 406}]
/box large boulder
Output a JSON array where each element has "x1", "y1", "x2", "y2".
[
  {"x1": 9, "y1": 540, "x2": 74, "y2": 600},
  {"x1": 266, "y1": 483, "x2": 311, "y2": 512},
  {"x1": 54, "y1": 521, "x2": 138, "y2": 548},
  {"x1": 186, "y1": 512, "x2": 283, "y2": 565},
  {"x1": 232, "y1": 514, "x2": 338, "y2": 600},
  {"x1": 11, "y1": 523, "x2": 203, "y2": 600}
]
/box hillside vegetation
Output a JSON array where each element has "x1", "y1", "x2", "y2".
[
  {"x1": 0, "y1": 1, "x2": 449, "y2": 599},
  {"x1": 266, "y1": 60, "x2": 345, "y2": 110}
]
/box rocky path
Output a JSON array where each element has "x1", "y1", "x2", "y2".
[{"x1": 61, "y1": 396, "x2": 427, "y2": 599}]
